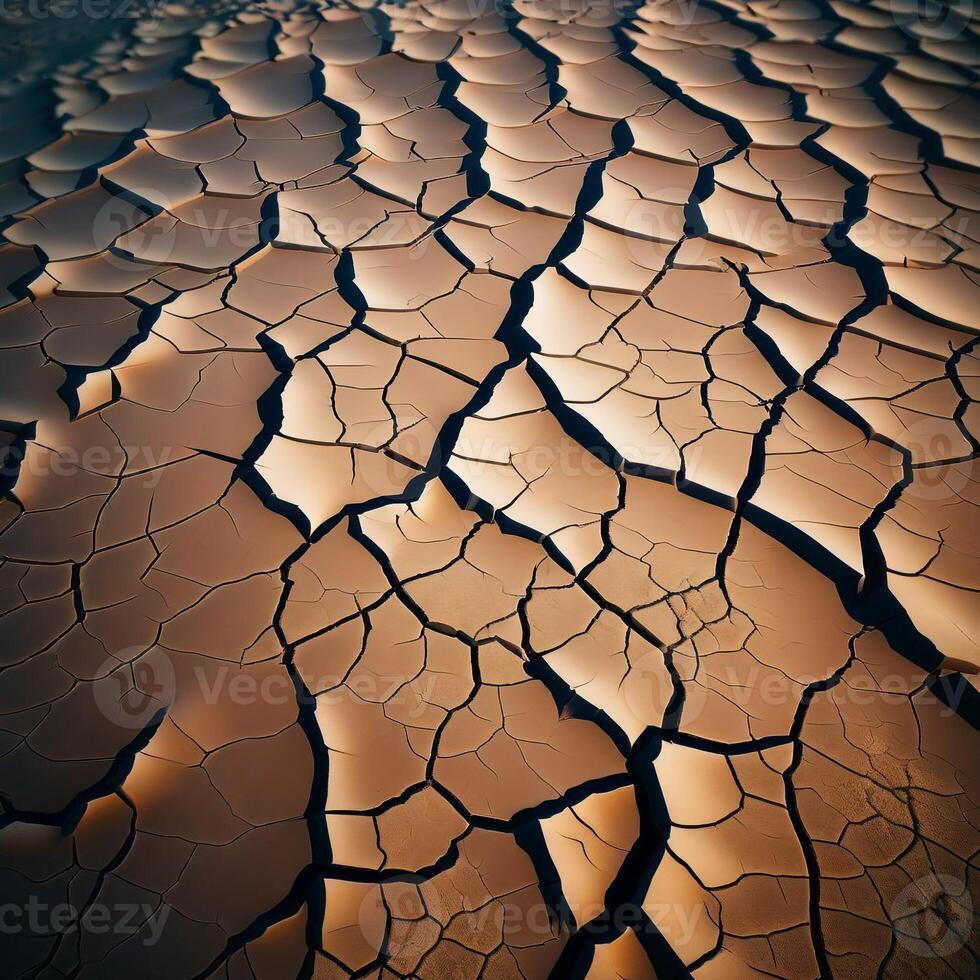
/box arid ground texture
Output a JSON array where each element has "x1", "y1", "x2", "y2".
[{"x1": 0, "y1": 0, "x2": 978, "y2": 977}]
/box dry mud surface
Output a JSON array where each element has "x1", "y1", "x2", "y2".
[{"x1": 0, "y1": 0, "x2": 978, "y2": 977}]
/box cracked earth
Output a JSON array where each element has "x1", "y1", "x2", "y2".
[{"x1": 0, "y1": 0, "x2": 978, "y2": 977}]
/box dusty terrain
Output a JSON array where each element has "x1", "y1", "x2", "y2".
[{"x1": 0, "y1": 0, "x2": 978, "y2": 976}]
